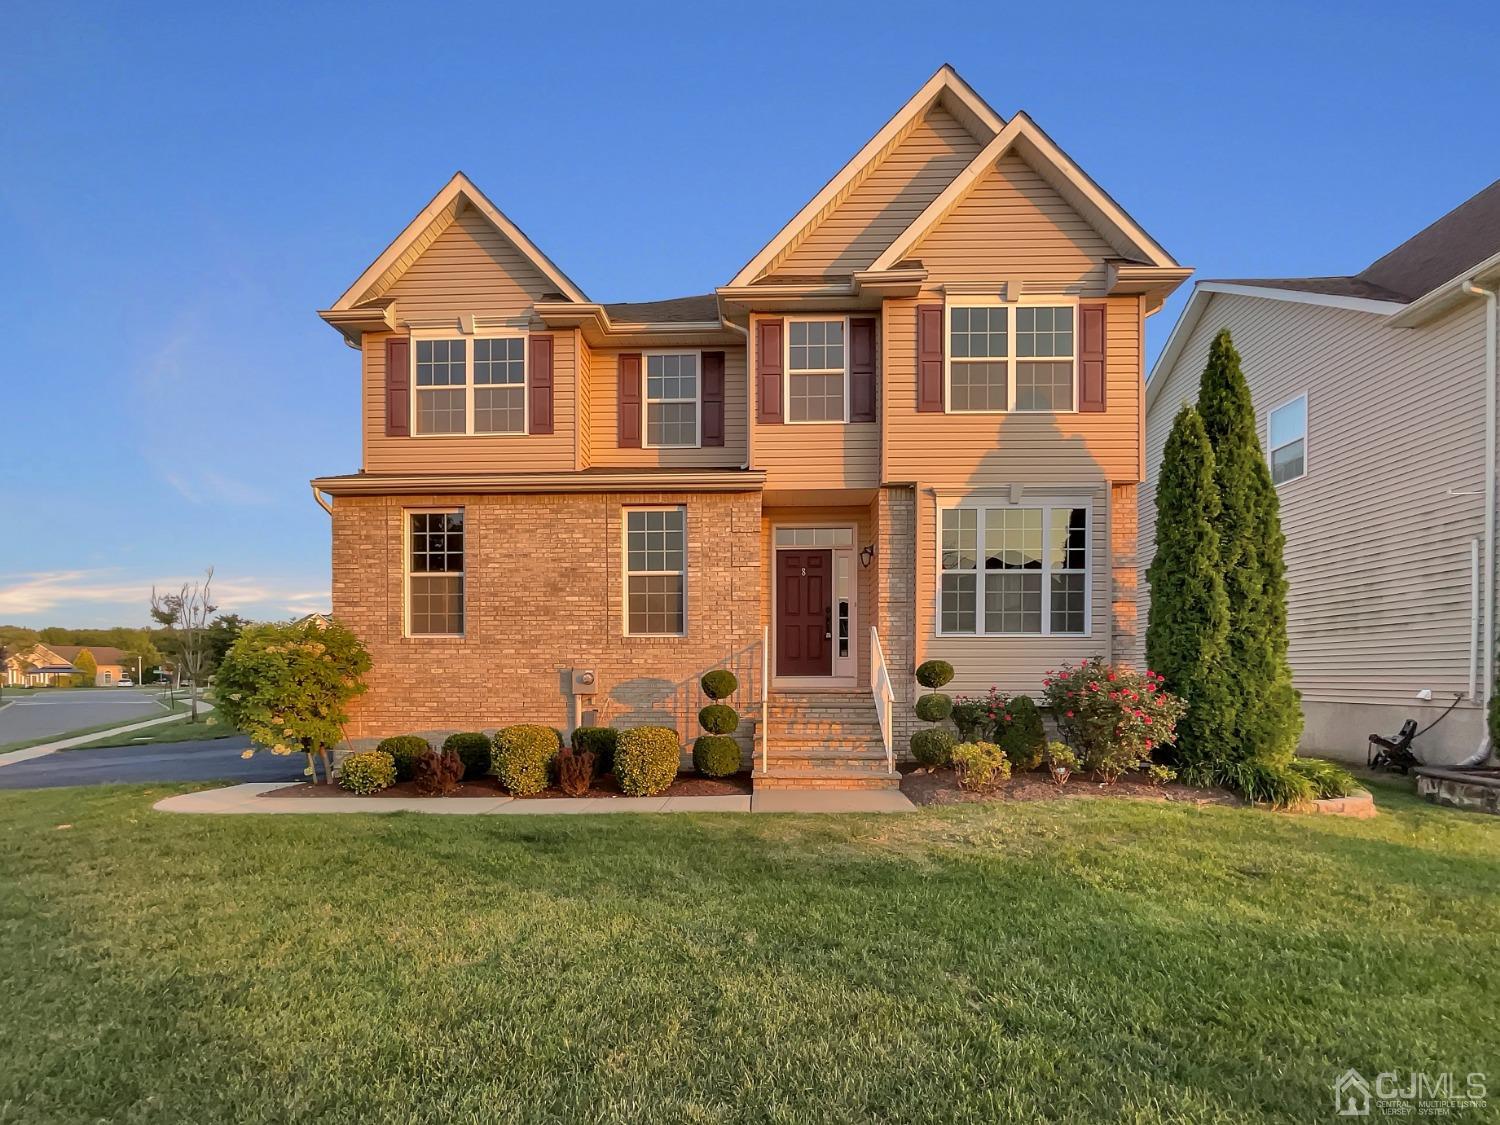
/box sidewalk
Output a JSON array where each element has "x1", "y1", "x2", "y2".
[
  {"x1": 0, "y1": 702, "x2": 215, "y2": 768},
  {"x1": 155, "y1": 783, "x2": 915, "y2": 815}
]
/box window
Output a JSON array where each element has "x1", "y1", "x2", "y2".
[
  {"x1": 786, "y1": 319, "x2": 846, "y2": 422},
  {"x1": 644, "y1": 352, "x2": 699, "y2": 447},
  {"x1": 413, "y1": 335, "x2": 526, "y2": 435},
  {"x1": 947, "y1": 304, "x2": 1075, "y2": 412},
  {"x1": 939, "y1": 503, "x2": 1088, "y2": 635},
  {"x1": 625, "y1": 508, "x2": 686, "y2": 635},
  {"x1": 408, "y1": 510, "x2": 464, "y2": 636},
  {"x1": 1268, "y1": 394, "x2": 1307, "y2": 485}
]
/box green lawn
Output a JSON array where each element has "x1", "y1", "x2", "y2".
[
  {"x1": 0, "y1": 779, "x2": 1495, "y2": 1123},
  {"x1": 66, "y1": 709, "x2": 235, "y2": 750}
]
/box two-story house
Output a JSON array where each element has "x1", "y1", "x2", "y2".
[{"x1": 313, "y1": 66, "x2": 1189, "y2": 789}]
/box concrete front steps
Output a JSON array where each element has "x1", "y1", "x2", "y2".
[{"x1": 753, "y1": 691, "x2": 900, "y2": 791}]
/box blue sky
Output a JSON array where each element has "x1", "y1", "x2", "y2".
[{"x1": 3, "y1": 1, "x2": 1496, "y2": 627}]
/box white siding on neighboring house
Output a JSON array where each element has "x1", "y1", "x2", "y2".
[{"x1": 1141, "y1": 292, "x2": 1491, "y2": 760}]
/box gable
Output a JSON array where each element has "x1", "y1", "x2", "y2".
[
  {"x1": 770, "y1": 103, "x2": 983, "y2": 280},
  {"x1": 908, "y1": 152, "x2": 1116, "y2": 291},
  {"x1": 381, "y1": 207, "x2": 556, "y2": 321}
]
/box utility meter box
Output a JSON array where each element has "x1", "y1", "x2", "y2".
[{"x1": 569, "y1": 669, "x2": 597, "y2": 695}]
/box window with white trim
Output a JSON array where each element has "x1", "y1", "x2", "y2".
[
  {"x1": 1268, "y1": 394, "x2": 1307, "y2": 485},
  {"x1": 939, "y1": 503, "x2": 1088, "y2": 635},
  {"x1": 408, "y1": 510, "x2": 464, "y2": 636},
  {"x1": 644, "y1": 352, "x2": 699, "y2": 447},
  {"x1": 414, "y1": 335, "x2": 527, "y2": 435},
  {"x1": 947, "y1": 304, "x2": 1075, "y2": 412},
  {"x1": 625, "y1": 508, "x2": 686, "y2": 635},
  {"x1": 786, "y1": 319, "x2": 846, "y2": 422}
]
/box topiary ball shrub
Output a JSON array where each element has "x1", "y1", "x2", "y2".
[
  {"x1": 995, "y1": 694, "x2": 1045, "y2": 771},
  {"x1": 442, "y1": 732, "x2": 492, "y2": 780},
  {"x1": 614, "y1": 726, "x2": 681, "y2": 797},
  {"x1": 915, "y1": 660, "x2": 954, "y2": 690},
  {"x1": 910, "y1": 728, "x2": 956, "y2": 768},
  {"x1": 914, "y1": 692, "x2": 954, "y2": 723},
  {"x1": 693, "y1": 734, "x2": 742, "y2": 778},
  {"x1": 572, "y1": 726, "x2": 618, "y2": 775},
  {"x1": 951, "y1": 741, "x2": 1012, "y2": 793},
  {"x1": 376, "y1": 735, "x2": 431, "y2": 781},
  {"x1": 698, "y1": 704, "x2": 740, "y2": 735},
  {"x1": 491, "y1": 724, "x2": 562, "y2": 797},
  {"x1": 700, "y1": 669, "x2": 739, "y2": 701},
  {"x1": 339, "y1": 750, "x2": 396, "y2": 795}
]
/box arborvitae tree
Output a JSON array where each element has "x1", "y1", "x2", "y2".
[
  {"x1": 1146, "y1": 404, "x2": 1236, "y2": 774},
  {"x1": 1197, "y1": 329, "x2": 1301, "y2": 767},
  {"x1": 73, "y1": 648, "x2": 98, "y2": 687}
]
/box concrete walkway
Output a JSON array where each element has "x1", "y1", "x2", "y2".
[
  {"x1": 0, "y1": 701, "x2": 215, "y2": 768},
  {"x1": 155, "y1": 783, "x2": 915, "y2": 815}
]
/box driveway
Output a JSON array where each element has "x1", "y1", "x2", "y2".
[
  {"x1": 0, "y1": 688, "x2": 169, "y2": 745},
  {"x1": 0, "y1": 737, "x2": 306, "y2": 789}
]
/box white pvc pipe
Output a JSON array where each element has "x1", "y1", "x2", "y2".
[
  {"x1": 1458, "y1": 283, "x2": 1498, "y2": 767},
  {"x1": 1471, "y1": 538, "x2": 1481, "y2": 701}
]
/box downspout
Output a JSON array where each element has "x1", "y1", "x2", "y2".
[
  {"x1": 1458, "y1": 282, "x2": 1497, "y2": 767},
  {"x1": 311, "y1": 484, "x2": 333, "y2": 516}
]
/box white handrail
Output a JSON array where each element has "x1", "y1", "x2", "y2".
[
  {"x1": 760, "y1": 624, "x2": 770, "y2": 774},
  {"x1": 869, "y1": 626, "x2": 895, "y2": 775}
]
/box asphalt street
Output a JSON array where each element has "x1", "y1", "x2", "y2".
[
  {"x1": 0, "y1": 688, "x2": 169, "y2": 744},
  {"x1": 0, "y1": 736, "x2": 306, "y2": 789}
]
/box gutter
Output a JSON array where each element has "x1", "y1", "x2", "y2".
[{"x1": 1459, "y1": 279, "x2": 1498, "y2": 767}]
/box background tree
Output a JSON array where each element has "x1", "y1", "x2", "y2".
[
  {"x1": 214, "y1": 618, "x2": 370, "y2": 784},
  {"x1": 203, "y1": 613, "x2": 250, "y2": 672},
  {"x1": 1197, "y1": 329, "x2": 1302, "y2": 770},
  {"x1": 72, "y1": 648, "x2": 98, "y2": 688},
  {"x1": 150, "y1": 568, "x2": 216, "y2": 721},
  {"x1": 1146, "y1": 404, "x2": 1236, "y2": 776}
]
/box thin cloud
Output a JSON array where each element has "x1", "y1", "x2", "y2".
[{"x1": 0, "y1": 569, "x2": 329, "y2": 623}]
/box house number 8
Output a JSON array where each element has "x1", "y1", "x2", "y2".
[{"x1": 801, "y1": 567, "x2": 807, "y2": 576}]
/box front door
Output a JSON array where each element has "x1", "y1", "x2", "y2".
[{"x1": 776, "y1": 549, "x2": 832, "y2": 677}]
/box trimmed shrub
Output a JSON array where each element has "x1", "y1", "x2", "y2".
[
  {"x1": 700, "y1": 669, "x2": 739, "y2": 701},
  {"x1": 952, "y1": 741, "x2": 1011, "y2": 793},
  {"x1": 995, "y1": 695, "x2": 1045, "y2": 771},
  {"x1": 1042, "y1": 659, "x2": 1186, "y2": 782},
  {"x1": 376, "y1": 735, "x2": 430, "y2": 782},
  {"x1": 914, "y1": 692, "x2": 953, "y2": 723},
  {"x1": 492, "y1": 725, "x2": 562, "y2": 797},
  {"x1": 442, "y1": 732, "x2": 492, "y2": 780},
  {"x1": 915, "y1": 660, "x2": 954, "y2": 689},
  {"x1": 910, "y1": 727, "x2": 956, "y2": 768},
  {"x1": 413, "y1": 748, "x2": 465, "y2": 796},
  {"x1": 1290, "y1": 757, "x2": 1357, "y2": 800},
  {"x1": 615, "y1": 726, "x2": 681, "y2": 797},
  {"x1": 572, "y1": 726, "x2": 618, "y2": 775},
  {"x1": 951, "y1": 696, "x2": 992, "y2": 742},
  {"x1": 1044, "y1": 742, "x2": 1077, "y2": 787},
  {"x1": 693, "y1": 734, "x2": 741, "y2": 778},
  {"x1": 698, "y1": 704, "x2": 740, "y2": 735},
  {"x1": 339, "y1": 750, "x2": 396, "y2": 795},
  {"x1": 557, "y1": 748, "x2": 596, "y2": 797}
]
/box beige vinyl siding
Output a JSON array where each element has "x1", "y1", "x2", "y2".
[
  {"x1": 1141, "y1": 293, "x2": 1489, "y2": 708},
  {"x1": 908, "y1": 154, "x2": 1115, "y2": 293},
  {"x1": 576, "y1": 330, "x2": 592, "y2": 469},
  {"x1": 379, "y1": 206, "x2": 553, "y2": 319},
  {"x1": 587, "y1": 345, "x2": 749, "y2": 468},
  {"x1": 882, "y1": 297, "x2": 1144, "y2": 486},
  {"x1": 773, "y1": 104, "x2": 982, "y2": 279}
]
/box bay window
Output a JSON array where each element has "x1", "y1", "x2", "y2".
[
  {"x1": 939, "y1": 502, "x2": 1089, "y2": 635},
  {"x1": 947, "y1": 304, "x2": 1076, "y2": 412}
]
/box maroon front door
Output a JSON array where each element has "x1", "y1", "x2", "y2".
[{"x1": 776, "y1": 549, "x2": 832, "y2": 677}]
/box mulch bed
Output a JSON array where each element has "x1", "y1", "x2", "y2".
[
  {"x1": 264, "y1": 772, "x2": 753, "y2": 800},
  {"x1": 899, "y1": 764, "x2": 1239, "y2": 808}
]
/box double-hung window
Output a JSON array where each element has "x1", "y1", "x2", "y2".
[
  {"x1": 947, "y1": 304, "x2": 1076, "y2": 412},
  {"x1": 625, "y1": 508, "x2": 686, "y2": 635},
  {"x1": 1268, "y1": 393, "x2": 1307, "y2": 485},
  {"x1": 939, "y1": 503, "x2": 1088, "y2": 635},
  {"x1": 644, "y1": 352, "x2": 699, "y2": 447},
  {"x1": 786, "y1": 319, "x2": 847, "y2": 422},
  {"x1": 408, "y1": 510, "x2": 464, "y2": 636},
  {"x1": 414, "y1": 334, "x2": 527, "y2": 435}
]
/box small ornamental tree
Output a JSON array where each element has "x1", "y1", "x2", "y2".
[
  {"x1": 72, "y1": 648, "x2": 97, "y2": 687},
  {"x1": 214, "y1": 617, "x2": 371, "y2": 784},
  {"x1": 694, "y1": 668, "x2": 741, "y2": 777},
  {"x1": 910, "y1": 660, "x2": 954, "y2": 765}
]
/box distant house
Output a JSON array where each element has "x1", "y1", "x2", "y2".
[
  {"x1": 3, "y1": 644, "x2": 132, "y2": 686},
  {"x1": 1144, "y1": 180, "x2": 1500, "y2": 765}
]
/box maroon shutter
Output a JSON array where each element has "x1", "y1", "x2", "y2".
[
  {"x1": 528, "y1": 334, "x2": 554, "y2": 434},
  {"x1": 756, "y1": 319, "x2": 783, "y2": 424},
  {"x1": 849, "y1": 317, "x2": 877, "y2": 422},
  {"x1": 916, "y1": 305, "x2": 944, "y2": 412},
  {"x1": 701, "y1": 350, "x2": 725, "y2": 446},
  {"x1": 1078, "y1": 302, "x2": 1107, "y2": 412},
  {"x1": 618, "y1": 353, "x2": 642, "y2": 447},
  {"x1": 385, "y1": 337, "x2": 410, "y2": 437}
]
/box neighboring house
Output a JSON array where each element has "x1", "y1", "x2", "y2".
[
  {"x1": 1143, "y1": 180, "x2": 1500, "y2": 765},
  {"x1": 3, "y1": 644, "x2": 131, "y2": 686},
  {"x1": 312, "y1": 66, "x2": 1189, "y2": 788}
]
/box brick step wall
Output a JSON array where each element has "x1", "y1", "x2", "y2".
[{"x1": 752, "y1": 771, "x2": 901, "y2": 791}]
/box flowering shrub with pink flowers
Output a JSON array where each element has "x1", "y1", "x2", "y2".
[{"x1": 1040, "y1": 658, "x2": 1186, "y2": 782}]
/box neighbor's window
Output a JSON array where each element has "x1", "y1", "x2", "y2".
[
  {"x1": 940, "y1": 503, "x2": 1088, "y2": 635},
  {"x1": 414, "y1": 335, "x2": 527, "y2": 435},
  {"x1": 1268, "y1": 394, "x2": 1307, "y2": 485},
  {"x1": 787, "y1": 319, "x2": 846, "y2": 422},
  {"x1": 645, "y1": 352, "x2": 699, "y2": 447},
  {"x1": 625, "y1": 508, "x2": 686, "y2": 635},
  {"x1": 408, "y1": 510, "x2": 464, "y2": 636},
  {"x1": 947, "y1": 304, "x2": 1075, "y2": 412}
]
